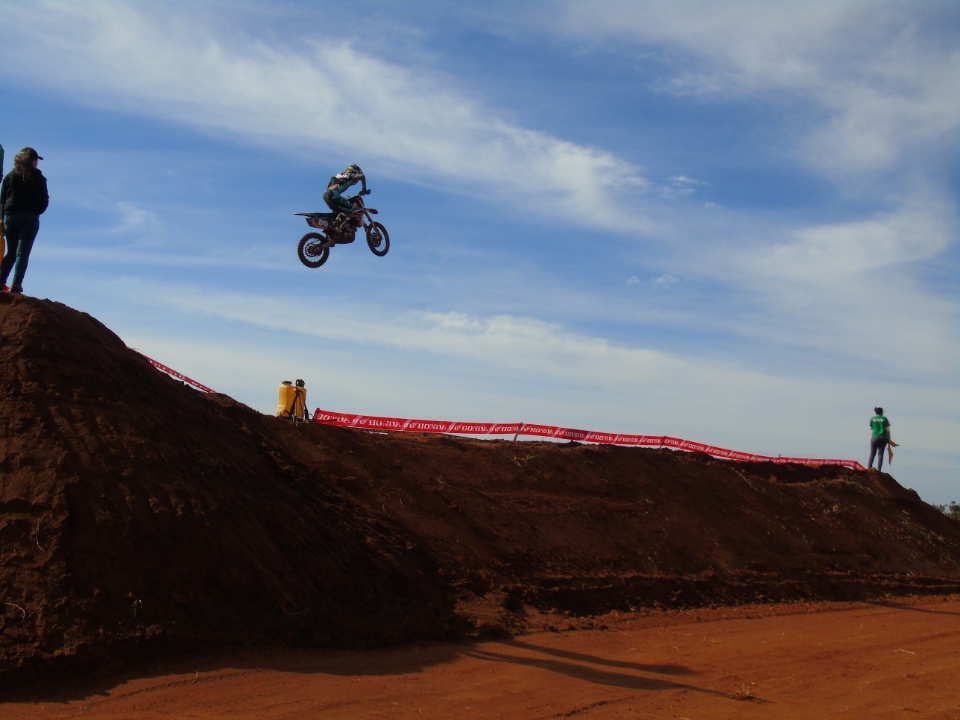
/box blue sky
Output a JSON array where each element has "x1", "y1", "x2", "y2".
[{"x1": 1, "y1": 0, "x2": 957, "y2": 503}]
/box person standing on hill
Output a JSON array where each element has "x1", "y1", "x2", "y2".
[
  {"x1": 0, "y1": 147, "x2": 49, "y2": 294},
  {"x1": 867, "y1": 406, "x2": 891, "y2": 471}
]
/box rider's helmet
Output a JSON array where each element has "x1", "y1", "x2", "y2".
[{"x1": 348, "y1": 163, "x2": 363, "y2": 176}]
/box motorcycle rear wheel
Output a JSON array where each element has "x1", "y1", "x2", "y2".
[
  {"x1": 298, "y1": 232, "x2": 330, "y2": 268},
  {"x1": 366, "y1": 222, "x2": 390, "y2": 257}
]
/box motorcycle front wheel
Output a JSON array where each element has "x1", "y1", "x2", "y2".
[
  {"x1": 298, "y1": 232, "x2": 330, "y2": 268},
  {"x1": 366, "y1": 222, "x2": 390, "y2": 257}
]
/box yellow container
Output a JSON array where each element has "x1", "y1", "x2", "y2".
[
  {"x1": 276, "y1": 381, "x2": 294, "y2": 417},
  {"x1": 276, "y1": 379, "x2": 308, "y2": 420}
]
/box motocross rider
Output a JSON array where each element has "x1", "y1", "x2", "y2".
[{"x1": 323, "y1": 163, "x2": 368, "y2": 231}]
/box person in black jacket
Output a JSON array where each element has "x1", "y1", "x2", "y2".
[{"x1": 0, "y1": 147, "x2": 49, "y2": 294}]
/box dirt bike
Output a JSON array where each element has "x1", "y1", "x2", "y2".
[{"x1": 295, "y1": 190, "x2": 390, "y2": 268}]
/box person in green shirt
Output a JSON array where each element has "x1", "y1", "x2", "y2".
[{"x1": 868, "y1": 407, "x2": 891, "y2": 471}]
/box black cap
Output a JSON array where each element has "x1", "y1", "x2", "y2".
[{"x1": 21, "y1": 147, "x2": 43, "y2": 161}]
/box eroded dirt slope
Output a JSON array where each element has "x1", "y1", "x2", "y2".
[{"x1": 1, "y1": 294, "x2": 959, "y2": 692}]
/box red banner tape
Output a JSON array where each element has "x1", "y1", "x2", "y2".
[{"x1": 312, "y1": 408, "x2": 866, "y2": 470}]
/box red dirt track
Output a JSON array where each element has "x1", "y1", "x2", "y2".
[
  {"x1": 2, "y1": 294, "x2": 959, "y2": 715},
  {"x1": 5, "y1": 597, "x2": 960, "y2": 719}
]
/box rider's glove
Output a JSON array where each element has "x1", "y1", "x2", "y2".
[{"x1": 361, "y1": 188, "x2": 371, "y2": 196}]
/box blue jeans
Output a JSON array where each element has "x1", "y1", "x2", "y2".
[
  {"x1": 868, "y1": 436, "x2": 888, "y2": 470},
  {"x1": 1, "y1": 212, "x2": 40, "y2": 289}
]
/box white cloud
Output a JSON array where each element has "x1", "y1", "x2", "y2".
[
  {"x1": 670, "y1": 175, "x2": 705, "y2": 187},
  {"x1": 659, "y1": 175, "x2": 707, "y2": 199},
  {"x1": 646, "y1": 197, "x2": 959, "y2": 379},
  {"x1": 110, "y1": 202, "x2": 160, "y2": 236},
  {"x1": 551, "y1": 0, "x2": 960, "y2": 184},
  {"x1": 756, "y1": 201, "x2": 953, "y2": 281}
]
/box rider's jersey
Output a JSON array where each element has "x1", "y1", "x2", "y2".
[
  {"x1": 326, "y1": 165, "x2": 366, "y2": 198},
  {"x1": 870, "y1": 414, "x2": 890, "y2": 439}
]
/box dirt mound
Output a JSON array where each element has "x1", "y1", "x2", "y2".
[{"x1": 2, "y1": 294, "x2": 959, "y2": 691}]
